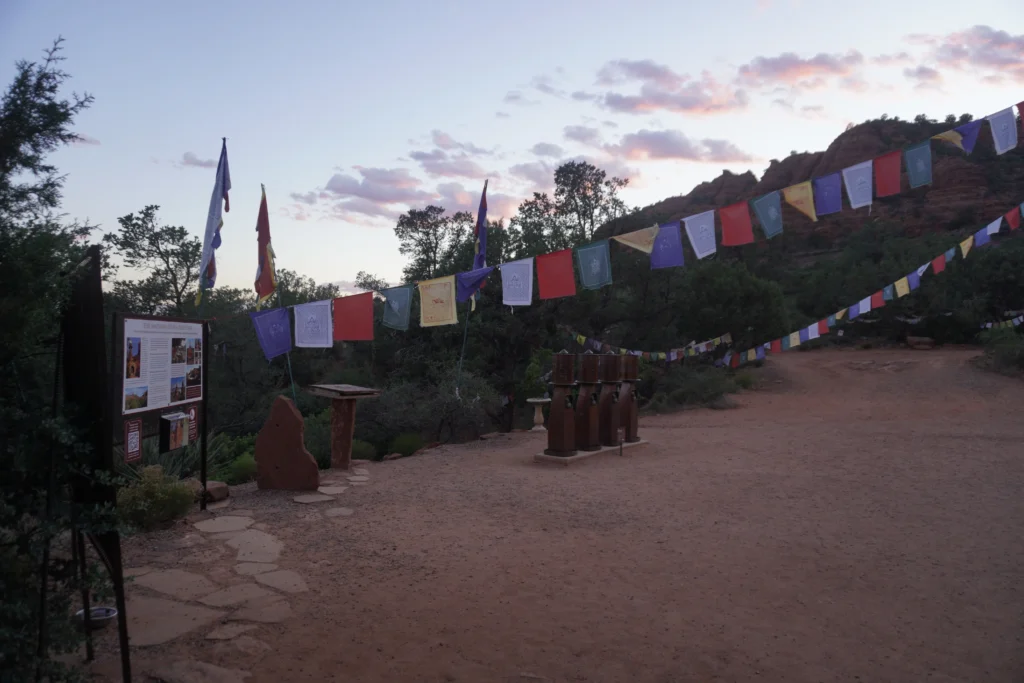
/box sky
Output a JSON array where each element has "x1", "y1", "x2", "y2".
[{"x1": 1, "y1": 0, "x2": 1022, "y2": 294}]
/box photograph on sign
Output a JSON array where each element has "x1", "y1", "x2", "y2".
[
  {"x1": 122, "y1": 318, "x2": 203, "y2": 415},
  {"x1": 159, "y1": 412, "x2": 190, "y2": 452}
]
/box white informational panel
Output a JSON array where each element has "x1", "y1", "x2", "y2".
[{"x1": 122, "y1": 317, "x2": 203, "y2": 415}]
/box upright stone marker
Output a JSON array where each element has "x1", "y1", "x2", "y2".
[{"x1": 254, "y1": 396, "x2": 319, "y2": 491}]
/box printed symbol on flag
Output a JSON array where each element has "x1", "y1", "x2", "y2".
[
  {"x1": 699, "y1": 225, "x2": 710, "y2": 238},
  {"x1": 916, "y1": 159, "x2": 925, "y2": 171},
  {"x1": 999, "y1": 123, "x2": 1010, "y2": 146},
  {"x1": 768, "y1": 206, "x2": 779, "y2": 219},
  {"x1": 269, "y1": 322, "x2": 284, "y2": 337},
  {"x1": 590, "y1": 258, "x2": 600, "y2": 275},
  {"x1": 303, "y1": 314, "x2": 322, "y2": 336},
  {"x1": 509, "y1": 274, "x2": 521, "y2": 290},
  {"x1": 432, "y1": 298, "x2": 444, "y2": 305}
]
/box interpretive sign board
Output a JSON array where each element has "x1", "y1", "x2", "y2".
[{"x1": 121, "y1": 318, "x2": 203, "y2": 415}]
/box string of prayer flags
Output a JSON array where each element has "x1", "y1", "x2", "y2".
[
  {"x1": 536, "y1": 249, "x2": 576, "y2": 299},
  {"x1": 781, "y1": 335, "x2": 791, "y2": 351},
  {"x1": 870, "y1": 290, "x2": 885, "y2": 309},
  {"x1": 842, "y1": 161, "x2": 873, "y2": 209},
  {"x1": 933, "y1": 119, "x2": 983, "y2": 154},
  {"x1": 650, "y1": 221, "x2": 685, "y2": 269},
  {"x1": 575, "y1": 241, "x2": 612, "y2": 290},
  {"x1": 294, "y1": 300, "x2": 333, "y2": 348},
  {"x1": 827, "y1": 312, "x2": 838, "y2": 326},
  {"x1": 612, "y1": 225, "x2": 660, "y2": 253},
  {"x1": 874, "y1": 151, "x2": 902, "y2": 197},
  {"x1": 895, "y1": 277, "x2": 910, "y2": 298},
  {"x1": 333, "y1": 292, "x2": 374, "y2": 341},
  {"x1": 756, "y1": 346, "x2": 766, "y2": 361},
  {"x1": 500, "y1": 259, "x2": 533, "y2": 306},
  {"x1": 883, "y1": 284, "x2": 895, "y2": 301},
  {"x1": 798, "y1": 327, "x2": 809, "y2": 343},
  {"x1": 848, "y1": 301, "x2": 861, "y2": 320},
  {"x1": 456, "y1": 266, "x2": 495, "y2": 302},
  {"x1": 683, "y1": 210, "x2": 717, "y2": 259},
  {"x1": 959, "y1": 233, "x2": 974, "y2": 258},
  {"x1": 720, "y1": 202, "x2": 755, "y2": 246},
  {"x1": 783, "y1": 181, "x2": 817, "y2": 221},
  {"x1": 986, "y1": 108, "x2": 1018, "y2": 155},
  {"x1": 904, "y1": 142, "x2": 932, "y2": 188},
  {"x1": 1006, "y1": 206, "x2": 1021, "y2": 231},
  {"x1": 250, "y1": 307, "x2": 291, "y2": 361},
  {"x1": 812, "y1": 173, "x2": 842, "y2": 216},
  {"x1": 752, "y1": 191, "x2": 784, "y2": 239},
  {"x1": 418, "y1": 275, "x2": 458, "y2": 327},
  {"x1": 836, "y1": 308, "x2": 847, "y2": 320},
  {"x1": 381, "y1": 286, "x2": 413, "y2": 331},
  {"x1": 931, "y1": 253, "x2": 946, "y2": 274}
]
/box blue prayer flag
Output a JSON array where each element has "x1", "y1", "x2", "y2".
[
  {"x1": 799, "y1": 328, "x2": 810, "y2": 343},
  {"x1": 827, "y1": 314, "x2": 837, "y2": 327},
  {"x1": 456, "y1": 266, "x2": 495, "y2": 302},
  {"x1": 382, "y1": 286, "x2": 413, "y2": 331},
  {"x1": 752, "y1": 191, "x2": 784, "y2": 239},
  {"x1": 250, "y1": 308, "x2": 291, "y2": 361},
  {"x1": 883, "y1": 284, "x2": 894, "y2": 301},
  {"x1": 575, "y1": 241, "x2": 613, "y2": 289},
  {"x1": 849, "y1": 302, "x2": 861, "y2": 319},
  {"x1": 944, "y1": 247, "x2": 956, "y2": 262},
  {"x1": 755, "y1": 346, "x2": 765, "y2": 361},
  {"x1": 974, "y1": 226, "x2": 990, "y2": 247},
  {"x1": 781, "y1": 335, "x2": 791, "y2": 351},
  {"x1": 650, "y1": 221, "x2": 685, "y2": 269},
  {"x1": 812, "y1": 173, "x2": 842, "y2": 216},
  {"x1": 904, "y1": 142, "x2": 933, "y2": 188},
  {"x1": 907, "y1": 271, "x2": 921, "y2": 290}
]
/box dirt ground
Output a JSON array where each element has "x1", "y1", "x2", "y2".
[{"x1": 91, "y1": 348, "x2": 1024, "y2": 682}]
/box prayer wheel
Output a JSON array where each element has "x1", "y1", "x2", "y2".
[
  {"x1": 574, "y1": 352, "x2": 601, "y2": 451},
  {"x1": 620, "y1": 355, "x2": 640, "y2": 443},
  {"x1": 598, "y1": 354, "x2": 622, "y2": 447},
  {"x1": 544, "y1": 351, "x2": 577, "y2": 457}
]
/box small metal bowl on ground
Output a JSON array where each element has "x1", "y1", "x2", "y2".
[{"x1": 75, "y1": 606, "x2": 117, "y2": 631}]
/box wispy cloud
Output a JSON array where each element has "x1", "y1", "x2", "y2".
[
  {"x1": 178, "y1": 151, "x2": 217, "y2": 169},
  {"x1": 605, "y1": 129, "x2": 755, "y2": 162},
  {"x1": 530, "y1": 142, "x2": 564, "y2": 158},
  {"x1": 903, "y1": 64, "x2": 943, "y2": 89},
  {"x1": 736, "y1": 50, "x2": 864, "y2": 88},
  {"x1": 910, "y1": 25, "x2": 1024, "y2": 83},
  {"x1": 563, "y1": 124, "x2": 604, "y2": 146}
]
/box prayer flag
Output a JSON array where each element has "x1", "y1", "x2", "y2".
[
  {"x1": 874, "y1": 151, "x2": 901, "y2": 197},
  {"x1": 1006, "y1": 206, "x2": 1021, "y2": 231},
  {"x1": 196, "y1": 139, "x2": 231, "y2": 304},
  {"x1": 730, "y1": 353, "x2": 740, "y2": 368},
  {"x1": 783, "y1": 181, "x2": 817, "y2": 221},
  {"x1": 932, "y1": 119, "x2": 983, "y2": 153},
  {"x1": 860, "y1": 296, "x2": 872, "y2": 314},
  {"x1": 418, "y1": 275, "x2": 458, "y2": 327},
  {"x1": 333, "y1": 292, "x2": 374, "y2": 341},
  {"x1": 904, "y1": 142, "x2": 932, "y2": 188},
  {"x1": 456, "y1": 266, "x2": 495, "y2": 302},
  {"x1": 916, "y1": 264, "x2": 930, "y2": 277},
  {"x1": 683, "y1": 210, "x2": 717, "y2": 259},
  {"x1": 250, "y1": 308, "x2": 291, "y2": 361},
  {"x1": 842, "y1": 161, "x2": 873, "y2": 209},
  {"x1": 931, "y1": 253, "x2": 946, "y2": 274},
  {"x1": 473, "y1": 180, "x2": 488, "y2": 271},
  {"x1": 817, "y1": 319, "x2": 829, "y2": 335},
  {"x1": 500, "y1": 259, "x2": 533, "y2": 306},
  {"x1": 781, "y1": 335, "x2": 791, "y2": 351},
  {"x1": 883, "y1": 284, "x2": 894, "y2": 301},
  {"x1": 849, "y1": 302, "x2": 860, "y2": 319},
  {"x1": 985, "y1": 216, "x2": 1002, "y2": 236},
  {"x1": 799, "y1": 328, "x2": 809, "y2": 343},
  {"x1": 789, "y1": 332, "x2": 801, "y2": 348},
  {"x1": 576, "y1": 241, "x2": 612, "y2": 289},
  {"x1": 973, "y1": 226, "x2": 990, "y2": 248},
  {"x1": 871, "y1": 290, "x2": 885, "y2": 309},
  {"x1": 722, "y1": 333, "x2": 733, "y2": 344},
  {"x1": 254, "y1": 185, "x2": 277, "y2": 309},
  {"x1": 612, "y1": 225, "x2": 660, "y2": 253},
  {"x1": 756, "y1": 346, "x2": 766, "y2": 361},
  {"x1": 807, "y1": 323, "x2": 820, "y2": 341},
  {"x1": 945, "y1": 247, "x2": 956, "y2": 263},
  {"x1": 381, "y1": 286, "x2": 413, "y2": 331},
  {"x1": 747, "y1": 349, "x2": 756, "y2": 362},
  {"x1": 812, "y1": 173, "x2": 842, "y2": 216},
  {"x1": 907, "y1": 271, "x2": 921, "y2": 291},
  {"x1": 895, "y1": 278, "x2": 910, "y2": 298},
  {"x1": 836, "y1": 308, "x2": 847, "y2": 320},
  {"x1": 720, "y1": 202, "x2": 755, "y2": 246},
  {"x1": 986, "y1": 108, "x2": 1018, "y2": 155},
  {"x1": 294, "y1": 300, "x2": 333, "y2": 348},
  {"x1": 650, "y1": 221, "x2": 685, "y2": 269},
  {"x1": 752, "y1": 191, "x2": 784, "y2": 239},
  {"x1": 536, "y1": 249, "x2": 576, "y2": 299},
  {"x1": 827, "y1": 313, "x2": 837, "y2": 326},
  {"x1": 771, "y1": 339, "x2": 782, "y2": 354}
]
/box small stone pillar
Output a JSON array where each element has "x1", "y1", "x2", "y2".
[
  {"x1": 544, "y1": 352, "x2": 577, "y2": 457},
  {"x1": 598, "y1": 354, "x2": 622, "y2": 447},
  {"x1": 575, "y1": 352, "x2": 601, "y2": 451},
  {"x1": 254, "y1": 396, "x2": 320, "y2": 491},
  {"x1": 620, "y1": 355, "x2": 640, "y2": 443}
]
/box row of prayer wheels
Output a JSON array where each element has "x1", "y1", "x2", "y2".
[{"x1": 545, "y1": 352, "x2": 639, "y2": 457}]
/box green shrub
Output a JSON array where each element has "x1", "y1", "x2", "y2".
[
  {"x1": 216, "y1": 453, "x2": 257, "y2": 485},
  {"x1": 979, "y1": 327, "x2": 1024, "y2": 374},
  {"x1": 117, "y1": 466, "x2": 194, "y2": 531},
  {"x1": 351, "y1": 439, "x2": 377, "y2": 461},
  {"x1": 304, "y1": 408, "x2": 332, "y2": 469},
  {"x1": 389, "y1": 433, "x2": 424, "y2": 457},
  {"x1": 733, "y1": 371, "x2": 757, "y2": 390}
]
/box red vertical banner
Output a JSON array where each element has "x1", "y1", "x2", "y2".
[
  {"x1": 817, "y1": 320, "x2": 829, "y2": 335},
  {"x1": 874, "y1": 151, "x2": 902, "y2": 197}
]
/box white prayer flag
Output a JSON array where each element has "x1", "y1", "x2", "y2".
[
  {"x1": 986, "y1": 217, "x2": 1003, "y2": 236},
  {"x1": 859, "y1": 296, "x2": 872, "y2": 314},
  {"x1": 294, "y1": 300, "x2": 333, "y2": 348},
  {"x1": 841, "y1": 160, "x2": 873, "y2": 209},
  {"x1": 500, "y1": 258, "x2": 533, "y2": 306},
  {"x1": 986, "y1": 108, "x2": 1018, "y2": 155},
  {"x1": 806, "y1": 323, "x2": 819, "y2": 341},
  {"x1": 916, "y1": 264, "x2": 930, "y2": 277},
  {"x1": 683, "y1": 210, "x2": 717, "y2": 259}
]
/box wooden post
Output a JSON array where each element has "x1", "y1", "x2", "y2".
[{"x1": 330, "y1": 398, "x2": 357, "y2": 470}]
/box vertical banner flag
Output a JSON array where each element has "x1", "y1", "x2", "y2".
[
  {"x1": 250, "y1": 308, "x2": 292, "y2": 361},
  {"x1": 471, "y1": 180, "x2": 489, "y2": 309},
  {"x1": 294, "y1": 300, "x2": 333, "y2": 348},
  {"x1": 456, "y1": 266, "x2": 495, "y2": 301},
  {"x1": 1006, "y1": 206, "x2": 1021, "y2": 231},
  {"x1": 536, "y1": 249, "x2": 576, "y2": 299},
  {"x1": 500, "y1": 258, "x2": 534, "y2": 306},
  {"x1": 650, "y1": 221, "x2": 685, "y2": 269},
  {"x1": 817, "y1": 319, "x2": 829, "y2": 335},
  {"x1": 333, "y1": 292, "x2": 374, "y2": 341},
  {"x1": 932, "y1": 119, "x2": 983, "y2": 153},
  {"x1": 612, "y1": 225, "x2": 660, "y2": 253},
  {"x1": 576, "y1": 241, "x2": 612, "y2": 290},
  {"x1": 720, "y1": 202, "x2": 755, "y2": 246},
  {"x1": 196, "y1": 139, "x2": 231, "y2": 304},
  {"x1": 254, "y1": 185, "x2": 277, "y2": 309},
  {"x1": 683, "y1": 210, "x2": 717, "y2": 259},
  {"x1": 756, "y1": 346, "x2": 766, "y2": 361},
  {"x1": 931, "y1": 253, "x2": 946, "y2": 274},
  {"x1": 783, "y1": 181, "x2": 817, "y2": 221},
  {"x1": 812, "y1": 173, "x2": 842, "y2": 216},
  {"x1": 752, "y1": 191, "x2": 784, "y2": 239},
  {"x1": 986, "y1": 108, "x2": 1018, "y2": 155},
  {"x1": 904, "y1": 142, "x2": 933, "y2": 188},
  {"x1": 874, "y1": 151, "x2": 902, "y2": 197},
  {"x1": 381, "y1": 286, "x2": 413, "y2": 331},
  {"x1": 781, "y1": 335, "x2": 791, "y2": 351},
  {"x1": 859, "y1": 296, "x2": 873, "y2": 314},
  {"x1": 848, "y1": 301, "x2": 861, "y2": 320},
  {"x1": 418, "y1": 275, "x2": 458, "y2": 327},
  {"x1": 895, "y1": 277, "x2": 910, "y2": 298},
  {"x1": 842, "y1": 161, "x2": 873, "y2": 209}
]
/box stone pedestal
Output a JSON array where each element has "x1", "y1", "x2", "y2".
[
  {"x1": 527, "y1": 398, "x2": 549, "y2": 431},
  {"x1": 598, "y1": 354, "x2": 622, "y2": 448},
  {"x1": 306, "y1": 384, "x2": 380, "y2": 471},
  {"x1": 621, "y1": 355, "x2": 640, "y2": 443},
  {"x1": 544, "y1": 352, "x2": 576, "y2": 457},
  {"x1": 254, "y1": 396, "x2": 319, "y2": 491},
  {"x1": 574, "y1": 353, "x2": 601, "y2": 451}
]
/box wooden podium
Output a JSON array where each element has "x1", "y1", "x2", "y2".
[{"x1": 306, "y1": 384, "x2": 380, "y2": 470}]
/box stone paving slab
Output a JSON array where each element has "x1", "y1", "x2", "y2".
[
  {"x1": 351, "y1": 468, "x2": 369, "y2": 475},
  {"x1": 146, "y1": 659, "x2": 251, "y2": 683},
  {"x1": 225, "y1": 529, "x2": 283, "y2": 563},
  {"x1": 206, "y1": 623, "x2": 259, "y2": 641},
  {"x1": 194, "y1": 516, "x2": 254, "y2": 533},
  {"x1": 133, "y1": 569, "x2": 217, "y2": 601},
  {"x1": 317, "y1": 486, "x2": 348, "y2": 495},
  {"x1": 346, "y1": 476, "x2": 369, "y2": 482},
  {"x1": 228, "y1": 595, "x2": 293, "y2": 623},
  {"x1": 254, "y1": 570, "x2": 308, "y2": 594},
  {"x1": 294, "y1": 493, "x2": 334, "y2": 504},
  {"x1": 234, "y1": 562, "x2": 278, "y2": 576},
  {"x1": 199, "y1": 582, "x2": 276, "y2": 607},
  {"x1": 126, "y1": 595, "x2": 224, "y2": 646}
]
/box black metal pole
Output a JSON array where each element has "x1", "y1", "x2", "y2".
[
  {"x1": 107, "y1": 312, "x2": 132, "y2": 683},
  {"x1": 199, "y1": 320, "x2": 209, "y2": 511},
  {"x1": 75, "y1": 530, "x2": 94, "y2": 661}
]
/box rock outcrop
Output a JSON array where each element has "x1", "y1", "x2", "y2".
[{"x1": 254, "y1": 396, "x2": 319, "y2": 491}]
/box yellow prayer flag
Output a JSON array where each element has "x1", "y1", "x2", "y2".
[
  {"x1": 932, "y1": 130, "x2": 966, "y2": 152},
  {"x1": 960, "y1": 235, "x2": 974, "y2": 258},
  {"x1": 576, "y1": 334, "x2": 586, "y2": 345},
  {"x1": 894, "y1": 277, "x2": 910, "y2": 298},
  {"x1": 746, "y1": 349, "x2": 756, "y2": 362},
  {"x1": 836, "y1": 308, "x2": 847, "y2": 320},
  {"x1": 611, "y1": 225, "x2": 660, "y2": 254},
  {"x1": 789, "y1": 332, "x2": 801, "y2": 348},
  {"x1": 783, "y1": 181, "x2": 817, "y2": 222},
  {"x1": 417, "y1": 275, "x2": 458, "y2": 327},
  {"x1": 619, "y1": 348, "x2": 627, "y2": 355}
]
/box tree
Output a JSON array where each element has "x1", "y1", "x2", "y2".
[
  {"x1": 553, "y1": 160, "x2": 629, "y2": 245},
  {"x1": 103, "y1": 205, "x2": 201, "y2": 314},
  {"x1": 393, "y1": 205, "x2": 473, "y2": 281},
  {"x1": 354, "y1": 271, "x2": 389, "y2": 293}
]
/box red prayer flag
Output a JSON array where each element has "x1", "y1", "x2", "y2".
[
  {"x1": 770, "y1": 339, "x2": 781, "y2": 354},
  {"x1": 729, "y1": 354, "x2": 740, "y2": 368},
  {"x1": 536, "y1": 249, "x2": 576, "y2": 299},
  {"x1": 1006, "y1": 206, "x2": 1021, "y2": 231},
  {"x1": 817, "y1": 319, "x2": 829, "y2": 335},
  {"x1": 874, "y1": 151, "x2": 902, "y2": 197},
  {"x1": 870, "y1": 290, "x2": 885, "y2": 309},
  {"x1": 720, "y1": 202, "x2": 754, "y2": 246},
  {"x1": 931, "y1": 254, "x2": 946, "y2": 275},
  {"x1": 332, "y1": 292, "x2": 374, "y2": 341}
]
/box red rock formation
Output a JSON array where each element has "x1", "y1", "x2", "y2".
[{"x1": 255, "y1": 396, "x2": 319, "y2": 491}]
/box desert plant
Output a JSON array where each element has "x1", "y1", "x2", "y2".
[
  {"x1": 351, "y1": 439, "x2": 377, "y2": 461},
  {"x1": 389, "y1": 433, "x2": 425, "y2": 457},
  {"x1": 116, "y1": 466, "x2": 194, "y2": 531},
  {"x1": 979, "y1": 327, "x2": 1024, "y2": 374},
  {"x1": 303, "y1": 408, "x2": 332, "y2": 469},
  {"x1": 216, "y1": 453, "x2": 257, "y2": 485}
]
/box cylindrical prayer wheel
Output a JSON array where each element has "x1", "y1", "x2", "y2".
[
  {"x1": 598, "y1": 354, "x2": 622, "y2": 447},
  {"x1": 544, "y1": 352, "x2": 577, "y2": 457},
  {"x1": 574, "y1": 352, "x2": 601, "y2": 451},
  {"x1": 620, "y1": 355, "x2": 640, "y2": 443}
]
